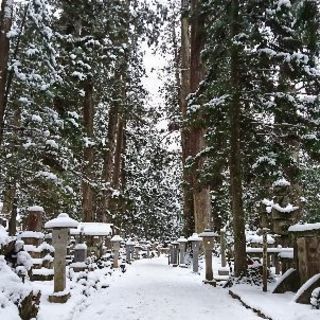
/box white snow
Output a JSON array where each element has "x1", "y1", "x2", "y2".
[
  {"x1": 288, "y1": 223, "x2": 320, "y2": 232},
  {"x1": 111, "y1": 235, "x2": 123, "y2": 242},
  {"x1": 188, "y1": 233, "x2": 203, "y2": 242},
  {"x1": 45, "y1": 213, "x2": 79, "y2": 229},
  {"x1": 70, "y1": 222, "x2": 112, "y2": 236},
  {"x1": 272, "y1": 268, "x2": 296, "y2": 293},
  {"x1": 273, "y1": 177, "x2": 291, "y2": 187},
  {"x1": 19, "y1": 231, "x2": 45, "y2": 239},
  {"x1": 75, "y1": 257, "x2": 260, "y2": 320},
  {"x1": 74, "y1": 243, "x2": 87, "y2": 250},
  {"x1": 27, "y1": 205, "x2": 45, "y2": 212}
]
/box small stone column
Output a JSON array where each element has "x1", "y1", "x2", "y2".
[
  {"x1": 146, "y1": 244, "x2": 151, "y2": 258},
  {"x1": 74, "y1": 243, "x2": 87, "y2": 262},
  {"x1": 171, "y1": 241, "x2": 179, "y2": 267},
  {"x1": 188, "y1": 233, "x2": 202, "y2": 273},
  {"x1": 199, "y1": 229, "x2": 216, "y2": 286},
  {"x1": 125, "y1": 240, "x2": 135, "y2": 264},
  {"x1": 111, "y1": 235, "x2": 123, "y2": 268},
  {"x1": 45, "y1": 213, "x2": 78, "y2": 303},
  {"x1": 218, "y1": 228, "x2": 229, "y2": 276},
  {"x1": 177, "y1": 236, "x2": 188, "y2": 267}
]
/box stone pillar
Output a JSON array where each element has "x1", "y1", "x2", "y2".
[
  {"x1": 125, "y1": 240, "x2": 135, "y2": 264},
  {"x1": 74, "y1": 243, "x2": 87, "y2": 263},
  {"x1": 218, "y1": 229, "x2": 230, "y2": 276},
  {"x1": 199, "y1": 229, "x2": 216, "y2": 285},
  {"x1": 188, "y1": 233, "x2": 202, "y2": 273},
  {"x1": 111, "y1": 235, "x2": 123, "y2": 268},
  {"x1": 134, "y1": 245, "x2": 140, "y2": 260},
  {"x1": 171, "y1": 241, "x2": 179, "y2": 267},
  {"x1": 45, "y1": 212, "x2": 79, "y2": 303},
  {"x1": 177, "y1": 236, "x2": 188, "y2": 267}
]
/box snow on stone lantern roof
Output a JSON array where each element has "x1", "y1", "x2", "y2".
[
  {"x1": 70, "y1": 222, "x2": 113, "y2": 236},
  {"x1": 44, "y1": 213, "x2": 79, "y2": 229},
  {"x1": 188, "y1": 233, "x2": 202, "y2": 242},
  {"x1": 126, "y1": 239, "x2": 135, "y2": 245},
  {"x1": 288, "y1": 223, "x2": 320, "y2": 233},
  {"x1": 111, "y1": 234, "x2": 123, "y2": 242},
  {"x1": 27, "y1": 206, "x2": 44, "y2": 212},
  {"x1": 177, "y1": 236, "x2": 188, "y2": 243}
]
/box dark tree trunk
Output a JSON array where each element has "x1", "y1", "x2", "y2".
[
  {"x1": 0, "y1": 0, "x2": 13, "y2": 145},
  {"x1": 190, "y1": 0, "x2": 211, "y2": 233},
  {"x1": 82, "y1": 79, "x2": 95, "y2": 222},
  {"x1": 229, "y1": 0, "x2": 247, "y2": 276},
  {"x1": 179, "y1": 0, "x2": 195, "y2": 236}
]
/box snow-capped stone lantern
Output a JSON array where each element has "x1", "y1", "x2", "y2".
[
  {"x1": 45, "y1": 213, "x2": 79, "y2": 303},
  {"x1": 199, "y1": 229, "x2": 216, "y2": 285},
  {"x1": 188, "y1": 233, "x2": 202, "y2": 273},
  {"x1": 125, "y1": 239, "x2": 135, "y2": 264},
  {"x1": 170, "y1": 240, "x2": 179, "y2": 267},
  {"x1": 263, "y1": 178, "x2": 301, "y2": 247},
  {"x1": 111, "y1": 235, "x2": 123, "y2": 268},
  {"x1": 177, "y1": 236, "x2": 188, "y2": 267}
]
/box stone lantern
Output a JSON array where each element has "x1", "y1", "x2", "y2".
[
  {"x1": 188, "y1": 233, "x2": 202, "y2": 273},
  {"x1": 125, "y1": 239, "x2": 135, "y2": 264},
  {"x1": 177, "y1": 236, "x2": 188, "y2": 267},
  {"x1": 45, "y1": 213, "x2": 79, "y2": 303},
  {"x1": 111, "y1": 235, "x2": 123, "y2": 268},
  {"x1": 199, "y1": 229, "x2": 216, "y2": 285},
  {"x1": 170, "y1": 241, "x2": 179, "y2": 267}
]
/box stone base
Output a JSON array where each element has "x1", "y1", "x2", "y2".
[
  {"x1": 203, "y1": 279, "x2": 217, "y2": 287},
  {"x1": 172, "y1": 264, "x2": 178, "y2": 267},
  {"x1": 48, "y1": 292, "x2": 70, "y2": 303},
  {"x1": 31, "y1": 274, "x2": 54, "y2": 281},
  {"x1": 179, "y1": 264, "x2": 188, "y2": 268},
  {"x1": 218, "y1": 267, "x2": 230, "y2": 276}
]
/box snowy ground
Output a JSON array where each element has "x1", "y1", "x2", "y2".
[
  {"x1": 230, "y1": 283, "x2": 320, "y2": 320},
  {"x1": 74, "y1": 257, "x2": 260, "y2": 320}
]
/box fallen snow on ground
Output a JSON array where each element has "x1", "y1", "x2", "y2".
[
  {"x1": 230, "y1": 283, "x2": 320, "y2": 320},
  {"x1": 76, "y1": 257, "x2": 259, "y2": 320}
]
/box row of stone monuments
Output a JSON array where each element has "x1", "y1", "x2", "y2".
[{"x1": 168, "y1": 229, "x2": 230, "y2": 286}]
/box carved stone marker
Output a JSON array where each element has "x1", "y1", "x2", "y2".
[
  {"x1": 171, "y1": 241, "x2": 179, "y2": 267},
  {"x1": 45, "y1": 213, "x2": 78, "y2": 303},
  {"x1": 199, "y1": 229, "x2": 216, "y2": 286},
  {"x1": 177, "y1": 236, "x2": 188, "y2": 267},
  {"x1": 111, "y1": 235, "x2": 123, "y2": 268},
  {"x1": 188, "y1": 233, "x2": 202, "y2": 273},
  {"x1": 125, "y1": 239, "x2": 135, "y2": 264},
  {"x1": 24, "y1": 206, "x2": 44, "y2": 232}
]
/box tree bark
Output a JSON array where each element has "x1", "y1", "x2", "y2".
[
  {"x1": 229, "y1": 0, "x2": 247, "y2": 276},
  {"x1": 0, "y1": 0, "x2": 13, "y2": 145},
  {"x1": 190, "y1": 0, "x2": 211, "y2": 233},
  {"x1": 179, "y1": 0, "x2": 195, "y2": 236},
  {"x1": 82, "y1": 79, "x2": 95, "y2": 222}
]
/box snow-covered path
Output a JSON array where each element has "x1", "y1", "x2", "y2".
[{"x1": 76, "y1": 257, "x2": 260, "y2": 320}]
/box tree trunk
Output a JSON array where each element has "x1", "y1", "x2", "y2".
[
  {"x1": 82, "y1": 79, "x2": 95, "y2": 222},
  {"x1": 112, "y1": 114, "x2": 124, "y2": 191},
  {"x1": 0, "y1": 0, "x2": 13, "y2": 145},
  {"x1": 179, "y1": 0, "x2": 195, "y2": 236},
  {"x1": 229, "y1": 0, "x2": 247, "y2": 276},
  {"x1": 190, "y1": 0, "x2": 211, "y2": 233}
]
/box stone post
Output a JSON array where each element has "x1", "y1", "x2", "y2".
[
  {"x1": 188, "y1": 233, "x2": 202, "y2": 273},
  {"x1": 45, "y1": 213, "x2": 78, "y2": 303},
  {"x1": 146, "y1": 244, "x2": 151, "y2": 258},
  {"x1": 171, "y1": 241, "x2": 179, "y2": 267},
  {"x1": 134, "y1": 244, "x2": 140, "y2": 260},
  {"x1": 125, "y1": 239, "x2": 135, "y2": 264},
  {"x1": 177, "y1": 236, "x2": 188, "y2": 267},
  {"x1": 218, "y1": 228, "x2": 229, "y2": 276},
  {"x1": 262, "y1": 228, "x2": 269, "y2": 292},
  {"x1": 111, "y1": 235, "x2": 123, "y2": 268},
  {"x1": 199, "y1": 229, "x2": 216, "y2": 286}
]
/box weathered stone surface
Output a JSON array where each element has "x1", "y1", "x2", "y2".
[
  {"x1": 295, "y1": 274, "x2": 320, "y2": 304},
  {"x1": 48, "y1": 292, "x2": 70, "y2": 304},
  {"x1": 273, "y1": 268, "x2": 300, "y2": 294}
]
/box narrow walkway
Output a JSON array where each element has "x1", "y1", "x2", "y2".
[{"x1": 77, "y1": 257, "x2": 260, "y2": 320}]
